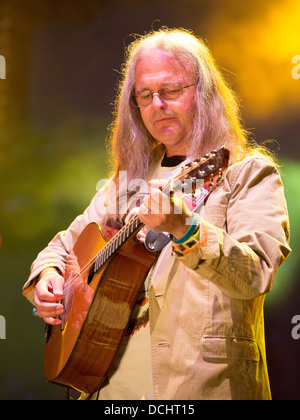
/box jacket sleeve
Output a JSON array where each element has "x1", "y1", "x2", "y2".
[
  {"x1": 22, "y1": 177, "x2": 119, "y2": 304},
  {"x1": 173, "y1": 156, "x2": 291, "y2": 299}
]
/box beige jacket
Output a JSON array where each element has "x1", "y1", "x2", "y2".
[{"x1": 23, "y1": 154, "x2": 291, "y2": 400}]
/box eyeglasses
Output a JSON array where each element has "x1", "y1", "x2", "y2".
[{"x1": 133, "y1": 83, "x2": 196, "y2": 107}]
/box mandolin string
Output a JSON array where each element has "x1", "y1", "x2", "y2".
[
  {"x1": 62, "y1": 213, "x2": 143, "y2": 296},
  {"x1": 60, "y1": 151, "x2": 225, "y2": 296}
]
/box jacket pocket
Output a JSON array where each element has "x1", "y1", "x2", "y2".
[{"x1": 202, "y1": 336, "x2": 260, "y2": 363}]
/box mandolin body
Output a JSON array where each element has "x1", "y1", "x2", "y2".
[{"x1": 43, "y1": 222, "x2": 156, "y2": 394}]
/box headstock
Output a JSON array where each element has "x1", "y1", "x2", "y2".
[
  {"x1": 165, "y1": 147, "x2": 230, "y2": 195},
  {"x1": 178, "y1": 147, "x2": 229, "y2": 181}
]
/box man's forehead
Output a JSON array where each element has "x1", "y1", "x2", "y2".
[
  {"x1": 134, "y1": 51, "x2": 193, "y2": 85},
  {"x1": 136, "y1": 50, "x2": 187, "y2": 71}
]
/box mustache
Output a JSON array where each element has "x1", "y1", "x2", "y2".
[{"x1": 151, "y1": 111, "x2": 176, "y2": 123}]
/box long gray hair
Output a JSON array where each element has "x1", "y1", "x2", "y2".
[{"x1": 108, "y1": 28, "x2": 266, "y2": 182}]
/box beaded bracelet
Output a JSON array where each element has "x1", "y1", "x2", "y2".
[{"x1": 169, "y1": 212, "x2": 198, "y2": 245}]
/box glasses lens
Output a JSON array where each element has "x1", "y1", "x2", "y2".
[
  {"x1": 161, "y1": 85, "x2": 183, "y2": 100},
  {"x1": 135, "y1": 91, "x2": 151, "y2": 107},
  {"x1": 134, "y1": 85, "x2": 185, "y2": 107}
]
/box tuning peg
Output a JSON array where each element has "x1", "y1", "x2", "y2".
[{"x1": 217, "y1": 169, "x2": 224, "y2": 184}]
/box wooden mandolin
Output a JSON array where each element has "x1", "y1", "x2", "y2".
[{"x1": 43, "y1": 147, "x2": 229, "y2": 394}]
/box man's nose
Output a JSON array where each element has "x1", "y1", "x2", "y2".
[{"x1": 152, "y1": 92, "x2": 167, "y2": 109}]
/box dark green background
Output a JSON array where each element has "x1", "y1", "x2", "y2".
[{"x1": 0, "y1": 0, "x2": 299, "y2": 400}]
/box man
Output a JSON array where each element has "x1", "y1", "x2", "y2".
[{"x1": 23, "y1": 28, "x2": 291, "y2": 400}]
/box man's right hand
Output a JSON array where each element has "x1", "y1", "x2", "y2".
[{"x1": 34, "y1": 267, "x2": 64, "y2": 325}]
